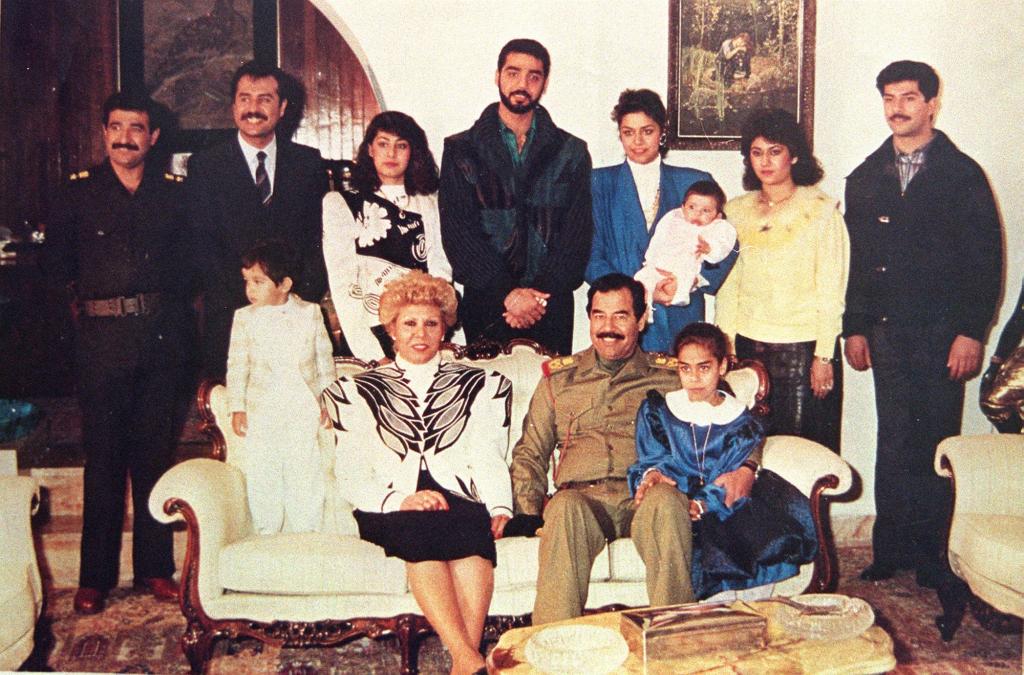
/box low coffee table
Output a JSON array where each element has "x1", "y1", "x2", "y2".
[{"x1": 487, "y1": 601, "x2": 896, "y2": 674}]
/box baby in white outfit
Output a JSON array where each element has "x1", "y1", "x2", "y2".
[{"x1": 634, "y1": 180, "x2": 736, "y2": 320}]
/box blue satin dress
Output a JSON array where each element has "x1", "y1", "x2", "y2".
[{"x1": 629, "y1": 391, "x2": 818, "y2": 599}]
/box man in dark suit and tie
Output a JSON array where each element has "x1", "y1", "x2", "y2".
[{"x1": 188, "y1": 60, "x2": 328, "y2": 378}]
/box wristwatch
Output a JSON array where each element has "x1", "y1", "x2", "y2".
[{"x1": 741, "y1": 459, "x2": 761, "y2": 478}]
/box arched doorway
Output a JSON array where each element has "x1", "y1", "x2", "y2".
[{"x1": 279, "y1": 0, "x2": 381, "y2": 160}]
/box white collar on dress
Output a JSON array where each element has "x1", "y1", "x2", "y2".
[
  {"x1": 379, "y1": 183, "x2": 408, "y2": 207},
  {"x1": 394, "y1": 353, "x2": 442, "y2": 398},
  {"x1": 664, "y1": 389, "x2": 746, "y2": 426}
]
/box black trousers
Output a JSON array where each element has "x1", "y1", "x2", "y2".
[
  {"x1": 77, "y1": 326, "x2": 186, "y2": 590},
  {"x1": 460, "y1": 287, "x2": 574, "y2": 356},
  {"x1": 734, "y1": 336, "x2": 842, "y2": 452},
  {"x1": 867, "y1": 322, "x2": 961, "y2": 572}
]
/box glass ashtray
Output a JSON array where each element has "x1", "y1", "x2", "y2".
[{"x1": 774, "y1": 593, "x2": 875, "y2": 641}]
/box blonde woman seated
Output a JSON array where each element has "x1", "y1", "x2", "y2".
[{"x1": 322, "y1": 271, "x2": 512, "y2": 675}]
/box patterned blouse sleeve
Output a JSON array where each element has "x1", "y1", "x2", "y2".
[
  {"x1": 322, "y1": 377, "x2": 407, "y2": 513},
  {"x1": 472, "y1": 372, "x2": 514, "y2": 517}
]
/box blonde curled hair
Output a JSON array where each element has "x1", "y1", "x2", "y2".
[{"x1": 378, "y1": 270, "x2": 458, "y2": 330}]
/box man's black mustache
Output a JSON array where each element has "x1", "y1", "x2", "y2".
[
  {"x1": 242, "y1": 112, "x2": 269, "y2": 121},
  {"x1": 596, "y1": 331, "x2": 625, "y2": 340},
  {"x1": 112, "y1": 143, "x2": 139, "y2": 151},
  {"x1": 510, "y1": 90, "x2": 532, "y2": 100}
]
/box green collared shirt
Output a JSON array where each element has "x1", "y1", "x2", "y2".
[{"x1": 498, "y1": 115, "x2": 537, "y2": 167}]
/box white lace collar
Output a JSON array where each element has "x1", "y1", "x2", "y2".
[{"x1": 664, "y1": 389, "x2": 745, "y2": 426}]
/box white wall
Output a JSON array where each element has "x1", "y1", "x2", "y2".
[{"x1": 315, "y1": 0, "x2": 1024, "y2": 516}]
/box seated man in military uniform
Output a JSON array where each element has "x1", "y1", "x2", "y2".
[{"x1": 501, "y1": 273, "x2": 759, "y2": 624}]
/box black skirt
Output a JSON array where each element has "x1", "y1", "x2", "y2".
[
  {"x1": 734, "y1": 335, "x2": 842, "y2": 452},
  {"x1": 353, "y1": 467, "x2": 497, "y2": 567}
]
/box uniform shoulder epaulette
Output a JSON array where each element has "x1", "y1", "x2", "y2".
[
  {"x1": 163, "y1": 172, "x2": 185, "y2": 183},
  {"x1": 649, "y1": 353, "x2": 678, "y2": 370},
  {"x1": 67, "y1": 170, "x2": 90, "y2": 181},
  {"x1": 542, "y1": 355, "x2": 577, "y2": 377}
]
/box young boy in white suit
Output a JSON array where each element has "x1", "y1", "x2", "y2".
[{"x1": 226, "y1": 239, "x2": 335, "y2": 533}]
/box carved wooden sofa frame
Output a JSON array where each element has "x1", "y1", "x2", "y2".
[{"x1": 150, "y1": 340, "x2": 851, "y2": 674}]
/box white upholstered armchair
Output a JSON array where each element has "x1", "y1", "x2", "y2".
[
  {"x1": 0, "y1": 475, "x2": 42, "y2": 671},
  {"x1": 934, "y1": 433, "x2": 1024, "y2": 647}
]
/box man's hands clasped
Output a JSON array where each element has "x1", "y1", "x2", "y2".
[{"x1": 503, "y1": 287, "x2": 550, "y2": 329}]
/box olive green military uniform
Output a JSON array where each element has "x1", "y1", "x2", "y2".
[{"x1": 510, "y1": 346, "x2": 689, "y2": 624}]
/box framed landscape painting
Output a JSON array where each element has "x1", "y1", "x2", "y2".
[
  {"x1": 118, "y1": 0, "x2": 278, "y2": 151},
  {"x1": 667, "y1": 0, "x2": 816, "y2": 150}
]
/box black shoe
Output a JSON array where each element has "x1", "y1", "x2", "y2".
[{"x1": 859, "y1": 563, "x2": 896, "y2": 581}]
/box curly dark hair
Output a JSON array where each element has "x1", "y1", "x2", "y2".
[
  {"x1": 351, "y1": 111, "x2": 439, "y2": 196},
  {"x1": 611, "y1": 88, "x2": 668, "y2": 158},
  {"x1": 739, "y1": 108, "x2": 823, "y2": 191}
]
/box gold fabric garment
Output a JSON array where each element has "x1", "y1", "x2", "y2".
[{"x1": 981, "y1": 346, "x2": 1024, "y2": 429}]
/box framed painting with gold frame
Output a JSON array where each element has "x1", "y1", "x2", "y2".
[{"x1": 667, "y1": 0, "x2": 816, "y2": 150}]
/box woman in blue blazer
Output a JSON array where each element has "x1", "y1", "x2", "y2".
[{"x1": 586, "y1": 89, "x2": 737, "y2": 352}]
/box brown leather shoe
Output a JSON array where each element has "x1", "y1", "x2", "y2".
[
  {"x1": 135, "y1": 577, "x2": 179, "y2": 602},
  {"x1": 73, "y1": 587, "x2": 107, "y2": 614}
]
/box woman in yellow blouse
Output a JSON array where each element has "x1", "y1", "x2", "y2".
[{"x1": 716, "y1": 109, "x2": 849, "y2": 451}]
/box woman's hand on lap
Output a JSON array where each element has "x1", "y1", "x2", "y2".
[{"x1": 400, "y1": 490, "x2": 449, "y2": 511}]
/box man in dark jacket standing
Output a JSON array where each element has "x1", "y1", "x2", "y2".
[
  {"x1": 48, "y1": 92, "x2": 193, "y2": 614},
  {"x1": 188, "y1": 60, "x2": 327, "y2": 378},
  {"x1": 843, "y1": 61, "x2": 1002, "y2": 587},
  {"x1": 439, "y1": 39, "x2": 593, "y2": 356}
]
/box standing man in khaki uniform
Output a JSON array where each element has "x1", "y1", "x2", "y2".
[{"x1": 502, "y1": 273, "x2": 760, "y2": 624}]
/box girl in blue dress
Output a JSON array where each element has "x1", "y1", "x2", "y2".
[{"x1": 629, "y1": 322, "x2": 817, "y2": 599}]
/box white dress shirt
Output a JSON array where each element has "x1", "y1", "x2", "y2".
[{"x1": 237, "y1": 133, "x2": 278, "y2": 194}]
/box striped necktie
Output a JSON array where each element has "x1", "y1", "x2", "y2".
[{"x1": 255, "y1": 151, "x2": 271, "y2": 205}]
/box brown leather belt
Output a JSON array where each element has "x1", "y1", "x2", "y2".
[
  {"x1": 81, "y1": 293, "x2": 160, "y2": 317},
  {"x1": 557, "y1": 476, "x2": 628, "y2": 491}
]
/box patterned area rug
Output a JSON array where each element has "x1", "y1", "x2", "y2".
[{"x1": 22, "y1": 546, "x2": 1022, "y2": 673}]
